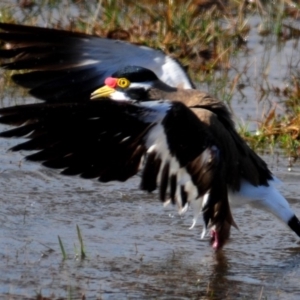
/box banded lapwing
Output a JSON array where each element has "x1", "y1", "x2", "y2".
[{"x1": 0, "y1": 23, "x2": 299, "y2": 250}]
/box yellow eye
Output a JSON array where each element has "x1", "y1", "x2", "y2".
[{"x1": 117, "y1": 78, "x2": 130, "y2": 88}]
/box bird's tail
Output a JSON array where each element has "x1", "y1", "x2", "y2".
[{"x1": 231, "y1": 179, "x2": 300, "y2": 238}]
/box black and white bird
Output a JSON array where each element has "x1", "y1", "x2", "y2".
[{"x1": 0, "y1": 23, "x2": 299, "y2": 250}]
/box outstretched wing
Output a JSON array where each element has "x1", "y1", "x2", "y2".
[
  {"x1": 0, "y1": 23, "x2": 194, "y2": 103},
  {"x1": 0, "y1": 99, "x2": 222, "y2": 225}
]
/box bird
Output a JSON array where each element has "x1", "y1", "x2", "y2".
[
  {"x1": 90, "y1": 65, "x2": 300, "y2": 246},
  {"x1": 0, "y1": 22, "x2": 299, "y2": 250}
]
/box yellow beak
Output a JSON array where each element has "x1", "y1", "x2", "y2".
[{"x1": 90, "y1": 85, "x2": 115, "y2": 100}]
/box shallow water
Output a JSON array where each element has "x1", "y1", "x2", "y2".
[
  {"x1": 0, "y1": 132, "x2": 300, "y2": 300},
  {"x1": 0, "y1": 4, "x2": 300, "y2": 300}
]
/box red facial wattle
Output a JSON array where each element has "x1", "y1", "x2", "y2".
[{"x1": 104, "y1": 77, "x2": 117, "y2": 88}]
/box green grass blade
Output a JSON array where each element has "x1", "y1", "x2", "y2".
[
  {"x1": 58, "y1": 235, "x2": 67, "y2": 260},
  {"x1": 76, "y1": 224, "x2": 86, "y2": 259}
]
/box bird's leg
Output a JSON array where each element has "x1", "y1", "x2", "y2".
[{"x1": 210, "y1": 228, "x2": 219, "y2": 250}]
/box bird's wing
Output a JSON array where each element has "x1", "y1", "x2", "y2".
[
  {"x1": 0, "y1": 23, "x2": 194, "y2": 103},
  {"x1": 0, "y1": 99, "x2": 228, "y2": 229}
]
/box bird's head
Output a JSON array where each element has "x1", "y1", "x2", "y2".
[{"x1": 90, "y1": 65, "x2": 176, "y2": 101}]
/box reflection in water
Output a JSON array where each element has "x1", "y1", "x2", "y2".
[{"x1": 208, "y1": 251, "x2": 230, "y2": 297}]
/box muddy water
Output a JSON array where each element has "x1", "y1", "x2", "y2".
[
  {"x1": 0, "y1": 11, "x2": 300, "y2": 300},
  {"x1": 0, "y1": 129, "x2": 300, "y2": 300}
]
